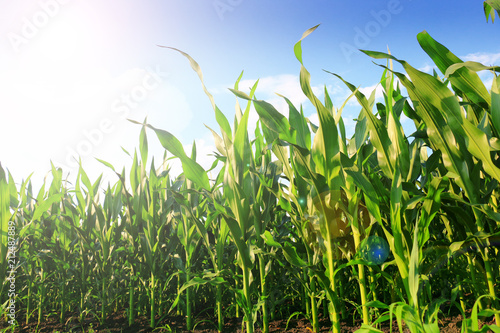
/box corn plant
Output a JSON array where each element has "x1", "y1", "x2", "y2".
[
  {"x1": 362, "y1": 35, "x2": 500, "y2": 326},
  {"x1": 484, "y1": 0, "x2": 500, "y2": 22},
  {"x1": 3, "y1": 6, "x2": 500, "y2": 332}
]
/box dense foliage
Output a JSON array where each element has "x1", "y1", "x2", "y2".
[{"x1": 2, "y1": 5, "x2": 500, "y2": 333}]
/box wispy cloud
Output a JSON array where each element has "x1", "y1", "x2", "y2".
[
  {"x1": 359, "y1": 83, "x2": 384, "y2": 100},
  {"x1": 235, "y1": 74, "x2": 322, "y2": 114},
  {"x1": 459, "y1": 52, "x2": 500, "y2": 90},
  {"x1": 418, "y1": 64, "x2": 436, "y2": 74},
  {"x1": 463, "y1": 52, "x2": 500, "y2": 65},
  {"x1": 416, "y1": 52, "x2": 500, "y2": 78}
]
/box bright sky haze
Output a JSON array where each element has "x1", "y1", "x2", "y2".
[{"x1": 1, "y1": 0, "x2": 499, "y2": 188}]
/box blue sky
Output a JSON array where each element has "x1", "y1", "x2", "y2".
[{"x1": 1, "y1": 0, "x2": 499, "y2": 188}]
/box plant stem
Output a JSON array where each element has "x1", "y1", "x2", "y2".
[
  {"x1": 101, "y1": 273, "x2": 107, "y2": 324},
  {"x1": 150, "y1": 272, "x2": 155, "y2": 328},
  {"x1": 482, "y1": 247, "x2": 500, "y2": 325},
  {"x1": 186, "y1": 269, "x2": 192, "y2": 330},
  {"x1": 310, "y1": 276, "x2": 319, "y2": 333},
  {"x1": 235, "y1": 265, "x2": 240, "y2": 318},
  {"x1": 352, "y1": 206, "x2": 369, "y2": 325},
  {"x1": 80, "y1": 258, "x2": 86, "y2": 323},
  {"x1": 60, "y1": 281, "x2": 65, "y2": 324},
  {"x1": 216, "y1": 284, "x2": 223, "y2": 333},
  {"x1": 129, "y1": 274, "x2": 135, "y2": 326},
  {"x1": 259, "y1": 255, "x2": 269, "y2": 333},
  {"x1": 177, "y1": 275, "x2": 181, "y2": 316},
  {"x1": 327, "y1": 248, "x2": 340, "y2": 333},
  {"x1": 473, "y1": 208, "x2": 499, "y2": 325},
  {"x1": 26, "y1": 281, "x2": 31, "y2": 325},
  {"x1": 243, "y1": 264, "x2": 254, "y2": 333},
  {"x1": 38, "y1": 261, "x2": 45, "y2": 324},
  {"x1": 303, "y1": 270, "x2": 310, "y2": 318}
]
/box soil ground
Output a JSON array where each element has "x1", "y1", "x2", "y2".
[{"x1": 1, "y1": 309, "x2": 496, "y2": 332}]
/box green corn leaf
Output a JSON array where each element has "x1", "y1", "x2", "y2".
[
  {"x1": 328, "y1": 72, "x2": 394, "y2": 178},
  {"x1": 356, "y1": 324, "x2": 385, "y2": 333},
  {"x1": 470, "y1": 295, "x2": 496, "y2": 331},
  {"x1": 139, "y1": 121, "x2": 148, "y2": 167},
  {"x1": 158, "y1": 46, "x2": 216, "y2": 110},
  {"x1": 130, "y1": 151, "x2": 139, "y2": 191},
  {"x1": 484, "y1": 0, "x2": 500, "y2": 22},
  {"x1": 362, "y1": 50, "x2": 481, "y2": 202},
  {"x1": 387, "y1": 161, "x2": 412, "y2": 303},
  {"x1": 95, "y1": 158, "x2": 116, "y2": 172},
  {"x1": 0, "y1": 164, "x2": 11, "y2": 278},
  {"x1": 230, "y1": 88, "x2": 252, "y2": 101},
  {"x1": 147, "y1": 124, "x2": 210, "y2": 191},
  {"x1": 283, "y1": 242, "x2": 309, "y2": 267},
  {"x1": 491, "y1": 76, "x2": 500, "y2": 135},
  {"x1": 213, "y1": 189, "x2": 253, "y2": 269},
  {"x1": 205, "y1": 125, "x2": 226, "y2": 157},
  {"x1": 291, "y1": 146, "x2": 328, "y2": 195},
  {"x1": 250, "y1": 98, "x2": 296, "y2": 144},
  {"x1": 78, "y1": 162, "x2": 92, "y2": 192},
  {"x1": 294, "y1": 26, "x2": 342, "y2": 189},
  {"x1": 32, "y1": 193, "x2": 65, "y2": 221},
  {"x1": 7, "y1": 172, "x2": 18, "y2": 209},
  {"x1": 233, "y1": 102, "x2": 252, "y2": 179},
  {"x1": 294, "y1": 24, "x2": 320, "y2": 65},
  {"x1": 417, "y1": 31, "x2": 490, "y2": 109},
  {"x1": 444, "y1": 61, "x2": 500, "y2": 78},
  {"x1": 261, "y1": 230, "x2": 282, "y2": 248},
  {"x1": 365, "y1": 301, "x2": 389, "y2": 309},
  {"x1": 169, "y1": 274, "x2": 227, "y2": 312},
  {"x1": 301, "y1": 66, "x2": 341, "y2": 188},
  {"x1": 190, "y1": 140, "x2": 197, "y2": 161},
  {"x1": 407, "y1": 62, "x2": 500, "y2": 184},
  {"x1": 159, "y1": 45, "x2": 232, "y2": 143},
  {"x1": 342, "y1": 158, "x2": 382, "y2": 223},
  {"x1": 388, "y1": 98, "x2": 410, "y2": 180},
  {"x1": 485, "y1": 325, "x2": 500, "y2": 333},
  {"x1": 419, "y1": 177, "x2": 448, "y2": 247},
  {"x1": 48, "y1": 162, "x2": 62, "y2": 196},
  {"x1": 408, "y1": 221, "x2": 419, "y2": 308},
  {"x1": 354, "y1": 111, "x2": 369, "y2": 152},
  {"x1": 279, "y1": 93, "x2": 310, "y2": 149}
]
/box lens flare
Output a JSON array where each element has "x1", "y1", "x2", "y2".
[{"x1": 360, "y1": 236, "x2": 389, "y2": 265}]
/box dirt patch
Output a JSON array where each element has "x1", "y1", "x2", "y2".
[{"x1": 1, "y1": 310, "x2": 496, "y2": 332}]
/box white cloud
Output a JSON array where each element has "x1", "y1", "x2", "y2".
[
  {"x1": 418, "y1": 64, "x2": 436, "y2": 74},
  {"x1": 416, "y1": 52, "x2": 500, "y2": 79},
  {"x1": 236, "y1": 74, "x2": 321, "y2": 114},
  {"x1": 463, "y1": 52, "x2": 500, "y2": 65},
  {"x1": 462, "y1": 53, "x2": 500, "y2": 90},
  {"x1": 456, "y1": 52, "x2": 500, "y2": 90},
  {"x1": 359, "y1": 83, "x2": 384, "y2": 100}
]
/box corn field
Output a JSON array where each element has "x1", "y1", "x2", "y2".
[{"x1": 2, "y1": 10, "x2": 500, "y2": 333}]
